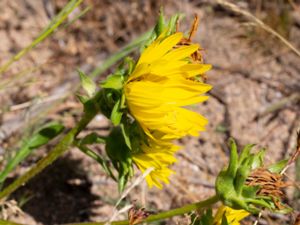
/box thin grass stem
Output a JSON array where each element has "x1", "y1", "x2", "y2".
[
  {"x1": 0, "y1": 0, "x2": 83, "y2": 74},
  {"x1": 0, "y1": 91, "x2": 102, "y2": 200},
  {"x1": 215, "y1": 0, "x2": 300, "y2": 58}
]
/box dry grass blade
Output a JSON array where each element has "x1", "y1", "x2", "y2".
[
  {"x1": 0, "y1": 0, "x2": 84, "y2": 75},
  {"x1": 214, "y1": 0, "x2": 300, "y2": 58},
  {"x1": 256, "y1": 93, "x2": 300, "y2": 119},
  {"x1": 106, "y1": 167, "x2": 154, "y2": 224},
  {"x1": 253, "y1": 212, "x2": 262, "y2": 225},
  {"x1": 281, "y1": 131, "x2": 300, "y2": 174}
]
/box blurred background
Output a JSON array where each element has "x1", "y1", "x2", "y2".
[{"x1": 0, "y1": 0, "x2": 299, "y2": 224}]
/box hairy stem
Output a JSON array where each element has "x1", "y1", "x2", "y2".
[
  {"x1": 0, "y1": 220, "x2": 24, "y2": 225},
  {"x1": 0, "y1": 93, "x2": 102, "y2": 200},
  {"x1": 0, "y1": 28, "x2": 151, "y2": 199},
  {"x1": 65, "y1": 195, "x2": 219, "y2": 225}
]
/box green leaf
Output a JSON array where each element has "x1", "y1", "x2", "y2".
[
  {"x1": 221, "y1": 214, "x2": 229, "y2": 225},
  {"x1": 83, "y1": 97, "x2": 98, "y2": 116},
  {"x1": 120, "y1": 123, "x2": 132, "y2": 150},
  {"x1": 154, "y1": 7, "x2": 165, "y2": 36},
  {"x1": 235, "y1": 157, "x2": 252, "y2": 195},
  {"x1": 166, "y1": 14, "x2": 181, "y2": 35},
  {"x1": 27, "y1": 123, "x2": 64, "y2": 149},
  {"x1": 198, "y1": 209, "x2": 213, "y2": 225},
  {"x1": 101, "y1": 74, "x2": 124, "y2": 90},
  {"x1": 0, "y1": 122, "x2": 64, "y2": 184},
  {"x1": 251, "y1": 149, "x2": 265, "y2": 169},
  {"x1": 268, "y1": 159, "x2": 288, "y2": 173},
  {"x1": 106, "y1": 127, "x2": 131, "y2": 162},
  {"x1": 117, "y1": 159, "x2": 133, "y2": 192},
  {"x1": 140, "y1": 11, "x2": 181, "y2": 53},
  {"x1": 245, "y1": 198, "x2": 273, "y2": 209},
  {"x1": 120, "y1": 94, "x2": 126, "y2": 109},
  {"x1": 78, "y1": 69, "x2": 96, "y2": 97},
  {"x1": 79, "y1": 132, "x2": 106, "y2": 145},
  {"x1": 118, "y1": 172, "x2": 128, "y2": 193},
  {"x1": 228, "y1": 138, "x2": 238, "y2": 176},
  {"x1": 76, "y1": 93, "x2": 89, "y2": 104},
  {"x1": 106, "y1": 127, "x2": 133, "y2": 192},
  {"x1": 242, "y1": 185, "x2": 259, "y2": 198},
  {"x1": 77, "y1": 144, "x2": 116, "y2": 181},
  {"x1": 110, "y1": 99, "x2": 123, "y2": 126},
  {"x1": 124, "y1": 57, "x2": 135, "y2": 75},
  {"x1": 239, "y1": 144, "x2": 255, "y2": 165}
]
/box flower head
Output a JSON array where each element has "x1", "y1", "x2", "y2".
[
  {"x1": 124, "y1": 31, "x2": 212, "y2": 188},
  {"x1": 213, "y1": 205, "x2": 249, "y2": 225},
  {"x1": 216, "y1": 138, "x2": 292, "y2": 214},
  {"x1": 124, "y1": 32, "x2": 212, "y2": 142}
]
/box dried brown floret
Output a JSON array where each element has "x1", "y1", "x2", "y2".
[
  {"x1": 246, "y1": 168, "x2": 290, "y2": 210},
  {"x1": 128, "y1": 204, "x2": 152, "y2": 225},
  {"x1": 176, "y1": 14, "x2": 204, "y2": 64}
]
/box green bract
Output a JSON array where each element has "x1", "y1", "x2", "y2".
[
  {"x1": 189, "y1": 209, "x2": 214, "y2": 225},
  {"x1": 106, "y1": 127, "x2": 133, "y2": 192},
  {"x1": 141, "y1": 9, "x2": 181, "y2": 52},
  {"x1": 101, "y1": 74, "x2": 124, "y2": 90},
  {"x1": 78, "y1": 69, "x2": 96, "y2": 97},
  {"x1": 215, "y1": 138, "x2": 291, "y2": 214}
]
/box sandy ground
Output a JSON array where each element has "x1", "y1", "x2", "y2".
[{"x1": 0, "y1": 0, "x2": 299, "y2": 224}]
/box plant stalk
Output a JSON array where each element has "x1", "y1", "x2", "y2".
[
  {"x1": 65, "y1": 195, "x2": 219, "y2": 225},
  {"x1": 0, "y1": 220, "x2": 24, "y2": 225},
  {"x1": 0, "y1": 92, "x2": 102, "y2": 200},
  {"x1": 0, "y1": 28, "x2": 151, "y2": 199}
]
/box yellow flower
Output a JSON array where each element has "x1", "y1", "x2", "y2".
[
  {"x1": 213, "y1": 205, "x2": 249, "y2": 225},
  {"x1": 124, "y1": 32, "x2": 212, "y2": 142},
  {"x1": 132, "y1": 139, "x2": 179, "y2": 189},
  {"x1": 125, "y1": 31, "x2": 212, "y2": 188}
]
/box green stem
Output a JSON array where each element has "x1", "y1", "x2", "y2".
[
  {"x1": 0, "y1": 220, "x2": 24, "y2": 225},
  {"x1": 0, "y1": 29, "x2": 151, "y2": 199},
  {"x1": 0, "y1": 93, "x2": 102, "y2": 200},
  {"x1": 0, "y1": 120, "x2": 86, "y2": 199},
  {"x1": 65, "y1": 195, "x2": 219, "y2": 225}
]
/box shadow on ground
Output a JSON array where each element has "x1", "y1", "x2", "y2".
[{"x1": 8, "y1": 157, "x2": 98, "y2": 225}]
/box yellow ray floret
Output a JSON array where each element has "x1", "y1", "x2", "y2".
[
  {"x1": 213, "y1": 205, "x2": 250, "y2": 225},
  {"x1": 132, "y1": 140, "x2": 179, "y2": 189},
  {"x1": 125, "y1": 32, "x2": 212, "y2": 142}
]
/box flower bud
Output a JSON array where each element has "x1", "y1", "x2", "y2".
[{"x1": 216, "y1": 138, "x2": 292, "y2": 214}]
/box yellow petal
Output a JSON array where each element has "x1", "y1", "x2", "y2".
[{"x1": 137, "y1": 32, "x2": 183, "y2": 65}]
